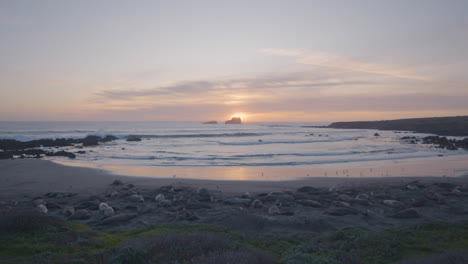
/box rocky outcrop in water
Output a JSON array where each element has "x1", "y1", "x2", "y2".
[{"x1": 225, "y1": 117, "x2": 242, "y2": 124}]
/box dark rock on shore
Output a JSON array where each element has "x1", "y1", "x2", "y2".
[
  {"x1": 46, "y1": 150, "x2": 76, "y2": 159},
  {"x1": 126, "y1": 136, "x2": 142, "y2": 142},
  {"x1": 421, "y1": 136, "x2": 468, "y2": 150},
  {"x1": 202, "y1": 121, "x2": 218, "y2": 124}
]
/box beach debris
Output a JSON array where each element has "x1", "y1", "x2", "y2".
[
  {"x1": 390, "y1": 208, "x2": 420, "y2": 218},
  {"x1": 296, "y1": 199, "x2": 322, "y2": 207},
  {"x1": 63, "y1": 206, "x2": 75, "y2": 217},
  {"x1": 35, "y1": 204, "x2": 48, "y2": 214},
  {"x1": 268, "y1": 206, "x2": 281, "y2": 215},
  {"x1": 250, "y1": 199, "x2": 263, "y2": 209},
  {"x1": 324, "y1": 207, "x2": 359, "y2": 216},
  {"x1": 128, "y1": 194, "x2": 144, "y2": 203},
  {"x1": 383, "y1": 200, "x2": 405, "y2": 208},
  {"x1": 69, "y1": 209, "x2": 91, "y2": 220},
  {"x1": 223, "y1": 198, "x2": 252, "y2": 206},
  {"x1": 111, "y1": 179, "x2": 124, "y2": 186},
  {"x1": 154, "y1": 194, "x2": 165, "y2": 202},
  {"x1": 100, "y1": 213, "x2": 138, "y2": 225}
]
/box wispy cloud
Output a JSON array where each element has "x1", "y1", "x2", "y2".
[
  {"x1": 261, "y1": 48, "x2": 429, "y2": 81},
  {"x1": 260, "y1": 48, "x2": 305, "y2": 57}
]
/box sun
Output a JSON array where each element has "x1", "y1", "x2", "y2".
[{"x1": 231, "y1": 113, "x2": 245, "y2": 119}]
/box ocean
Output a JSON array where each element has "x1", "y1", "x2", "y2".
[{"x1": 1, "y1": 121, "x2": 467, "y2": 170}]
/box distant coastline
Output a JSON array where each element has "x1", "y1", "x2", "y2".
[{"x1": 305, "y1": 116, "x2": 468, "y2": 137}]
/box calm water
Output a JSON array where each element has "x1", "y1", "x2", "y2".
[{"x1": 1, "y1": 121, "x2": 467, "y2": 168}]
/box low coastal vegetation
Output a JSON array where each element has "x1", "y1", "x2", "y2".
[
  {"x1": 324, "y1": 116, "x2": 468, "y2": 137},
  {"x1": 1, "y1": 211, "x2": 468, "y2": 264}
]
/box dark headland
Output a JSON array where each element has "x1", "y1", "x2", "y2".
[{"x1": 316, "y1": 116, "x2": 468, "y2": 136}]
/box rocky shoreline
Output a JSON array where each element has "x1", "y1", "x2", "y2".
[{"x1": 0, "y1": 135, "x2": 120, "y2": 159}]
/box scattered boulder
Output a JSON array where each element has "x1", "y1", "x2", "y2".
[
  {"x1": 296, "y1": 199, "x2": 322, "y2": 207},
  {"x1": 35, "y1": 204, "x2": 48, "y2": 214},
  {"x1": 374, "y1": 133, "x2": 380, "y2": 137},
  {"x1": 100, "y1": 214, "x2": 137, "y2": 225},
  {"x1": 69, "y1": 209, "x2": 91, "y2": 220},
  {"x1": 128, "y1": 195, "x2": 144, "y2": 203},
  {"x1": 390, "y1": 208, "x2": 420, "y2": 218},
  {"x1": 82, "y1": 136, "x2": 100, "y2": 146},
  {"x1": 268, "y1": 206, "x2": 281, "y2": 215},
  {"x1": 324, "y1": 207, "x2": 358, "y2": 216},
  {"x1": 63, "y1": 206, "x2": 75, "y2": 217}
]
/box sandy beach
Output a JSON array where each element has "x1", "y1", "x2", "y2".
[
  {"x1": 1, "y1": 159, "x2": 467, "y2": 234},
  {"x1": 2, "y1": 159, "x2": 467, "y2": 198}
]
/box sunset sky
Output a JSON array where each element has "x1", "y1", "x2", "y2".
[{"x1": 1, "y1": 0, "x2": 468, "y2": 122}]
